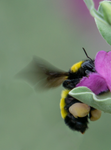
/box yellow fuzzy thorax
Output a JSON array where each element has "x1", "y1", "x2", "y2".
[
  {"x1": 71, "y1": 61, "x2": 83, "y2": 72},
  {"x1": 60, "y1": 90, "x2": 70, "y2": 119}
]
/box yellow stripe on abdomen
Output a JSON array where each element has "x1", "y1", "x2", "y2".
[
  {"x1": 60, "y1": 61, "x2": 83, "y2": 119},
  {"x1": 60, "y1": 89, "x2": 70, "y2": 119}
]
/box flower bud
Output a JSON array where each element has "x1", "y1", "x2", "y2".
[{"x1": 100, "y1": 1, "x2": 111, "y2": 25}]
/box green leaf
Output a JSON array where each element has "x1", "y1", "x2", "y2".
[
  {"x1": 83, "y1": 0, "x2": 94, "y2": 10},
  {"x1": 100, "y1": 1, "x2": 111, "y2": 25},
  {"x1": 95, "y1": 1, "x2": 111, "y2": 45},
  {"x1": 69, "y1": 86, "x2": 111, "y2": 113},
  {"x1": 84, "y1": 0, "x2": 111, "y2": 45},
  {"x1": 84, "y1": 0, "x2": 107, "y2": 25}
]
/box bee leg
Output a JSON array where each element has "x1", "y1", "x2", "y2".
[
  {"x1": 85, "y1": 70, "x2": 92, "y2": 76},
  {"x1": 69, "y1": 103, "x2": 90, "y2": 118}
]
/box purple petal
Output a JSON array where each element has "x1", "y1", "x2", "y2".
[
  {"x1": 76, "y1": 73, "x2": 108, "y2": 95},
  {"x1": 95, "y1": 51, "x2": 111, "y2": 91}
]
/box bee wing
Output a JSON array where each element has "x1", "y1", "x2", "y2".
[{"x1": 15, "y1": 56, "x2": 69, "y2": 90}]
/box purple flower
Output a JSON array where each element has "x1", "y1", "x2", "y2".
[{"x1": 76, "y1": 51, "x2": 111, "y2": 95}]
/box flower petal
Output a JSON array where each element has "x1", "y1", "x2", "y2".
[
  {"x1": 95, "y1": 51, "x2": 111, "y2": 91},
  {"x1": 76, "y1": 73, "x2": 108, "y2": 95}
]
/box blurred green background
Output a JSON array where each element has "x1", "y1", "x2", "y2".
[{"x1": 0, "y1": 0, "x2": 111, "y2": 150}]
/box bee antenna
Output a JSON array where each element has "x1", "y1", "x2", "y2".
[{"x1": 82, "y1": 47, "x2": 93, "y2": 61}]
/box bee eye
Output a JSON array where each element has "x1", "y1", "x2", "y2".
[{"x1": 82, "y1": 60, "x2": 95, "y2": 73}]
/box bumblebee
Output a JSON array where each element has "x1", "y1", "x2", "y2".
[{"x1": 17, "y1": 48, "x2": 101, "y2": 133}]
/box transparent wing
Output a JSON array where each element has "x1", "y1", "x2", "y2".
[{"x1": 15, "y1": 56, "x2": 69, "y2": 90}]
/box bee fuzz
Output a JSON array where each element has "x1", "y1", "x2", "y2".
[
  {"x1": 69, "y1": 103, "x2": 90, "y2": 118},
  {"x1": 90, "y1": 109, "x2": 101, "y2": 121}
]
